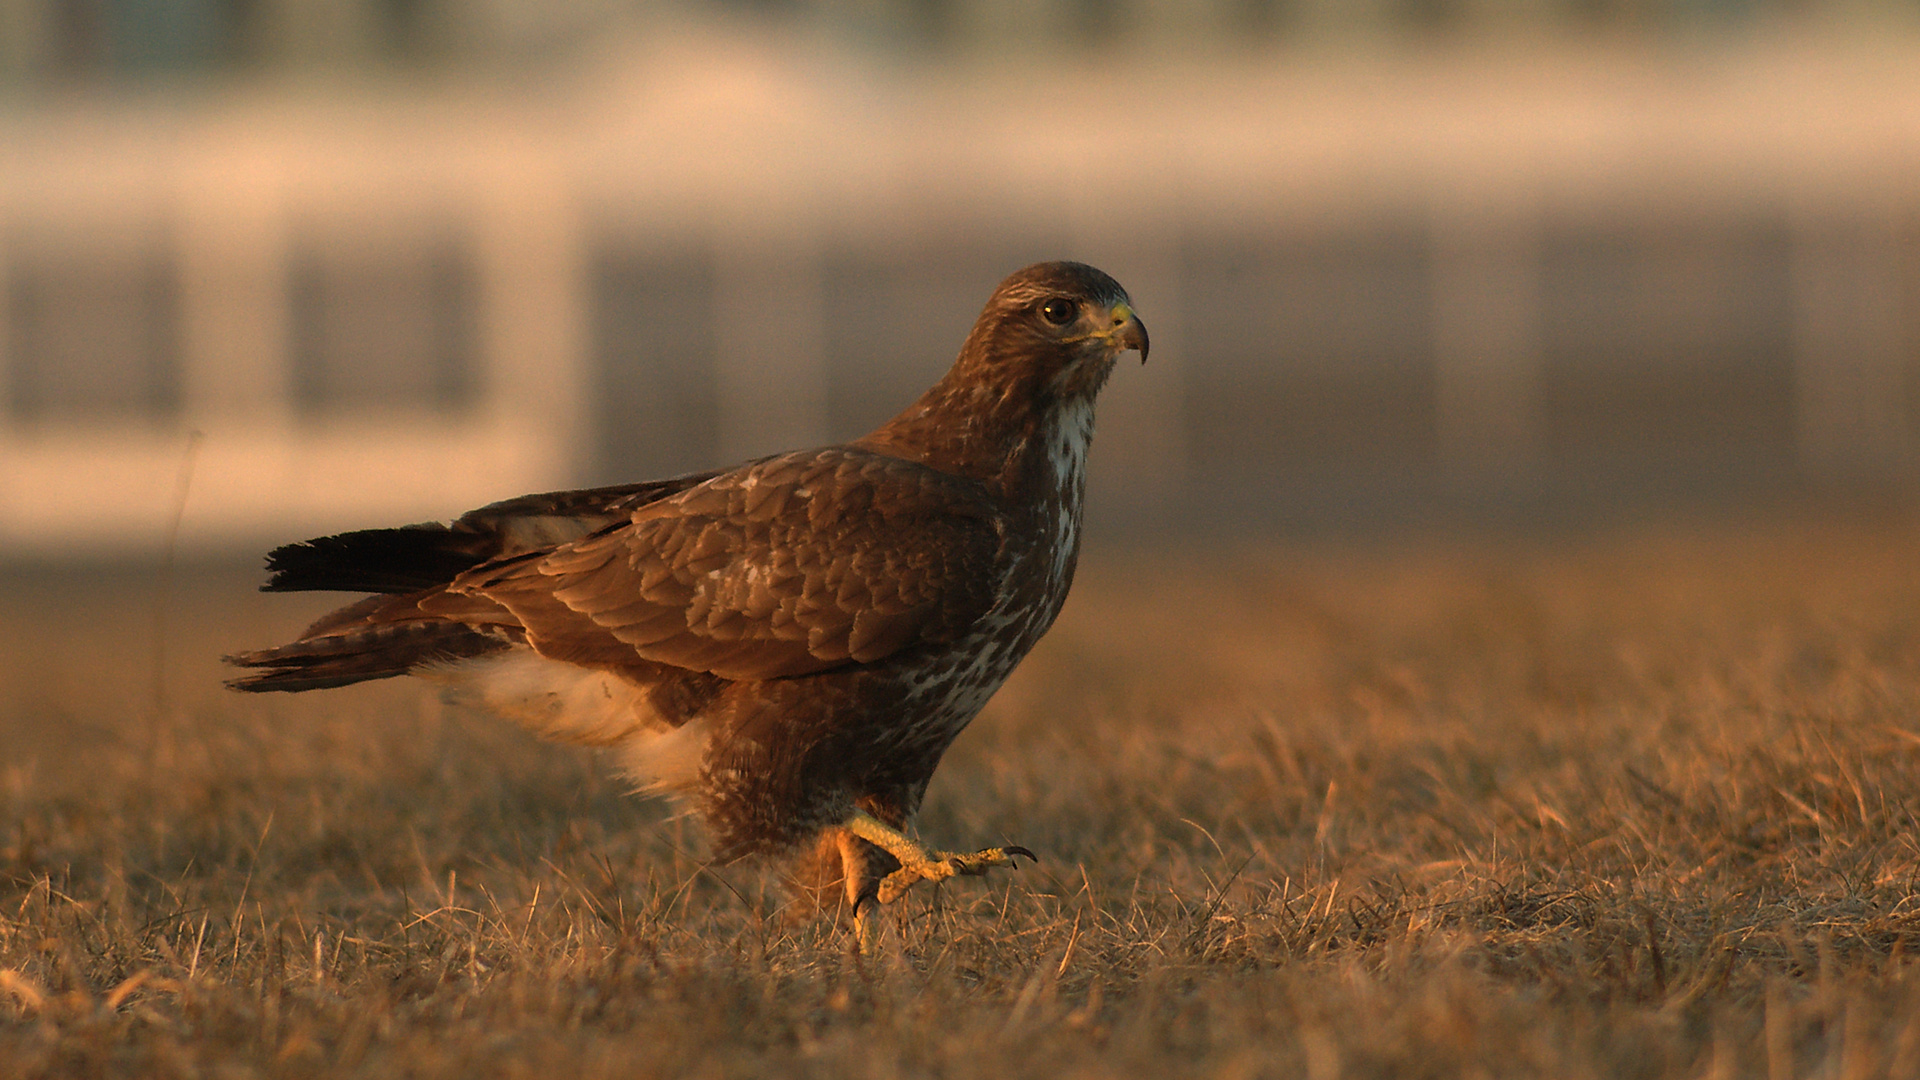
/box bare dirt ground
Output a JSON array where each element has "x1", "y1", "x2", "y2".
[{"x1": 5, "y1": 509, "x2": 1920, "y2": 1078}]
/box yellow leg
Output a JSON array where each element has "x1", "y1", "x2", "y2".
[
  {"x1": 836, "y1": 829, "x2": 882, "y2": 954},
  {"x1": 841, "y1": 810, "x2": 1037, "y2": 908}
]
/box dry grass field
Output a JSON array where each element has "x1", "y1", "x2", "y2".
[{"x1": 6, "y1": 509, "x2": 1920, "y2": 1078}]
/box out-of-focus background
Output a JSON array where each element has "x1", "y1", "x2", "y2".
[{"x1": 1, "y1": 0, "x2": 1917, "y2": 557}]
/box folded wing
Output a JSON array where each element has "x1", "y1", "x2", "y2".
[{"x1": 454, "y1": 448, "x2": 1005, "y2": 682}]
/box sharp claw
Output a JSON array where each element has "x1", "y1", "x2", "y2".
[{"x1": 1006, "y1": 846, "x2": 1037, "y2": 865}]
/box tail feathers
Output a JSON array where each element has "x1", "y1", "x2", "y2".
[
  {"x1": 225, "y1": 620, "x2": 508, "y2": 692},
  {"x1": 262, "y1": 526, "x2": 496, "y2": 595}
]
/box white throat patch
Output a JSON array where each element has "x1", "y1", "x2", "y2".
[{"x1": 1044, "y1": 396, "x2": 1095, "y2": 589}]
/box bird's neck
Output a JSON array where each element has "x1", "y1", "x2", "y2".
[{"x1": 857, "y1": 374, "x2": 1096, "y2": 506}]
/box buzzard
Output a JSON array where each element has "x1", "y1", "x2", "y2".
[{"x1": 227, "y1": 261, "x2": 1147, "y2": 945}]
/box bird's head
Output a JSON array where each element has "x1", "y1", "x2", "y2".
[
  {"x1": 956, "y1": 261, "x2": 1149, "y2": 405},
  {"x1": 864, "y1": 261, "x2": 1147, "y2": 485}
]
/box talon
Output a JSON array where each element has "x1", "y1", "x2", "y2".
[{"x1": 841, "y1": 811, "x2": 1036, "y2": 910}]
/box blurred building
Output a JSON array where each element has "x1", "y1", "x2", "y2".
[{"x1": 1, "y1": 2, "x2": 1918, "y2": 555}]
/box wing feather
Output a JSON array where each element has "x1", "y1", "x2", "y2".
[{"x1": 462, "y1": 448, "x2": 1003, "y2": 681}]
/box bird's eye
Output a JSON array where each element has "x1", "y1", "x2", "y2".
[{"x1": 1039, "y1": 299, "x2": 1077, "y2": 326}]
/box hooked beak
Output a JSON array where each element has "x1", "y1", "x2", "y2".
[{"x1": 1106, "y1": 301, "x2": 1149, "y2": 364}]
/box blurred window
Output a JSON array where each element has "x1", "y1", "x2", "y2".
[
  {"x1": 286, "y1": 228, "x2": 479, "y2": 417},
  {"x1": 1541, "y1": 215, "x2": 1796, "y2": 481},
  {"x1": 4, "y1": 234, "x2": 180, "y2": 424},
  {"x1": 1181, "y1": 222, "x2": 1439, "y2": 479},
  {"x1": 587, "y1": 242, "x2": 722, "y2": 483}
]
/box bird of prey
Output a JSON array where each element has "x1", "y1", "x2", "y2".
[{"x1": 227, "y1": 261, "x2": 1147, "y2": 945}]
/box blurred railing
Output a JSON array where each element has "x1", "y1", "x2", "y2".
[{"x1": 1, "y1": 40, "x2": 1917, "y2": 554}]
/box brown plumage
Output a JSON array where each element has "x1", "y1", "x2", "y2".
[{"x1": 227, "y1": 261, "x2": 1147, "y2": 940}]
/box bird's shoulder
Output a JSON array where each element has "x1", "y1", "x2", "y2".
[{"x1": 642, "y1": 445, "x2": 1003, "y2": 528}]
